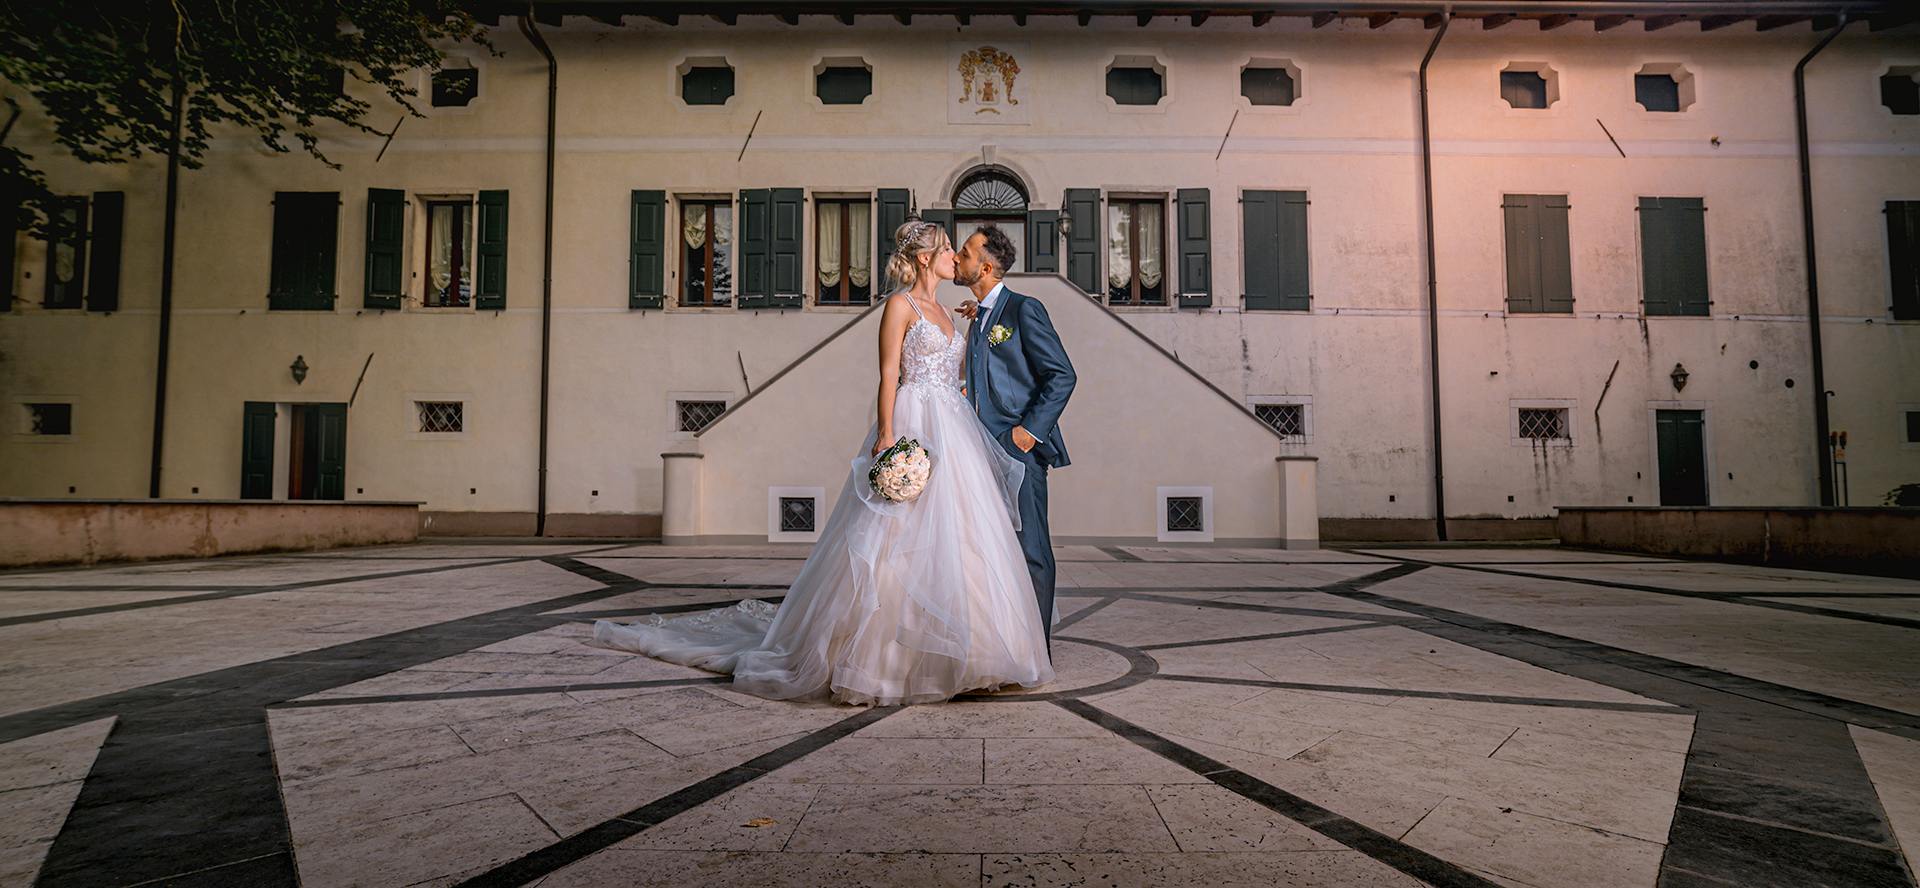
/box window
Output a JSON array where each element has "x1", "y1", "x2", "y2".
[
  {"x1": 431, "y1": 61, "x2": 478, "y2": 108},
  {"x1": 1503, "y1": 194, "x2": 1573, "y2": 313},
  {"x1": 953, "y1": 169, "x2": 1029, "y2": 276},
  {"x1": 26, "y1": 403, "x2": 71, "y2": 436},
  {"x1": 779, "y1": 497, "x2": 816, "y2": 533},
  {"x1": 816, "y1": 199, "x2": 872, "y2": 305},
  {"x1": 1890, "y1": 201, "x2": 1920, "y2": 320},
  {"x1": 681, "y1": 199, "x2": 733, "y2": 306},
  {"x1": 41, "y1": 197, "x2": 86, "y2": 309},
  {"x1": 1635, "y1": 64, "x2": 1694, "y2": 112},
  {"x1": 268, "y1": 191, "x2": 339, "y2": 311},
  {"x1": 1907, "y1": 410, "x2": 1920, "y2": 444},
  {"x1": 416, "y1": 401, "x2": 463, "y2": 433},
  {"x1": 678, "y1": 400, "x2": 727, "y2": 432},
  {"x1": 1106, "y1": 58, "x2": 1164, "y2": 106},
  {"x1": 682, "y1": 65, "x2": 735, "y2": 106},
  {"x1": 1241, "y1": 64, "x2": 1296, "y2": 106},
  {"x1": 816, "y1": 63, "x2": 872, "y2": 105},
  {"x1": 1518, "y1": 408, "x2": 1569, "y2": 440},
  {"x1": 1166, "y1": 497, "x2": 1203, "y2": 532},
  {"x1": 1255, "y1": 404, "x2": 1304, "y2": 437},
  {"x1": 1499, "y1": 63, "x2": 1558, "y2": 110},
  {"x1": 86, "y1": 192, "x2": 124, "y2": 312},
  {"x1": 1639, "y1": 197, "x2": 1709, "y2": 317},
  {"x1": 1107, "y1": 198, "x2": 1165, "y2": 306},
  {"x1": 1242, "y1": 190, "x2": 1310, "y2": 311},
  {"x1": 425, "y1": 200, "x2": 473, "y2": 307},
  {"x1": 1884, "y1": 68, "x2": 1920, "y2": 116}
]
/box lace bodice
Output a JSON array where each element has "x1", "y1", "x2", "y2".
[{"x1": 897, "y1": 305, "x2": 966, "y2": 400}]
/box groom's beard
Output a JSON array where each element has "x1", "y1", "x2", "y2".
[{"x1": 954, "y1": 265, "x2": 982, "y2": 288}]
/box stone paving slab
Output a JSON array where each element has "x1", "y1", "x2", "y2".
[{"x1": 0, "y1": 542, "x2": 1913, "y2": 888}]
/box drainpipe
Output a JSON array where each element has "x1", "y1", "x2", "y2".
[
  {"x1": 1796, "y1": 14, "x2": 1846, "y2": 507},
  {"x1": 519, "y1": 13, "x2": 557, "y2": 536},
  {"x1": 1419, "y1": 7, "x2": 1451, "y2": 541},
  {"x1": 148, "y1": 69, "x2": 186, "y2": 498}
]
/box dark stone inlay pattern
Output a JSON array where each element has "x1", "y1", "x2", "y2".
[
  {"x1": 1135, "y1": 620, "x2": 1393, "y2": 650},
  {"x1": 1157, "y1": 673, "x2": 1689, "y2": 714},
  {"x1": 1053, "y1": 697, "x2": 1507, "y2": 888},
  {"x1": 1047, "y1": 595, "x2": 1119, "y2": 632},
  {"x1": 269, "y1": 676, "x2": 732, "y2": 709}
]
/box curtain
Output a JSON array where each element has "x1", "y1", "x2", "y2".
[
  {"x1": 683, "y1": 203, "x2": 707, "y2": 249},
  {"x1": 1138, "y1": 201, "x2": 1163, "y2": 289},
  {"x1": 849, "y1": 202, "x2": 871, "y2": 288},
  {"x1": 818, "y1": 202, "x2": 841, "y2": 288},
  {"x1": 1107, "y1": 204, "x2": 1132, "y2": 289}
]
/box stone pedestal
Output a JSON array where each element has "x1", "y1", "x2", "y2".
[
  {"x1": 661, "y1": 444, "x2": 704, "y2": 546},
  {"x1": 1277, "y1": 456, "x2": 1319, "y2": 550}
]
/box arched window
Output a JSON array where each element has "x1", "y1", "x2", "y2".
[{"x1": 953, "y1": 169, "x2": 1028, "y2": 215}]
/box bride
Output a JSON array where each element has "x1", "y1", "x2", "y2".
[{"x1": 592, "y1": 221, "x2": 1055, "y2": 706}]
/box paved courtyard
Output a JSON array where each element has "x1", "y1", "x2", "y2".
[{"x1": 0, "y1": 542, "x2": 1916, "y2": 888}]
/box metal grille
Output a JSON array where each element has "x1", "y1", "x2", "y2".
[
  {"x1": 1518, "y1": 408, "x2": 1569, "y2": 440},
  {"x1": 954, "y1": 171, "x2": 1028, "y2": 211},
  {"x1": 678, "y1": 400, "x2": 726, "y2": 432},
  {"x1": 779, "y1": 497, "x2": 816, "y2": 533},
  {"x1": 1254, "y1": 404, "x2": 1304, "y2": 437},
  {"x1": 27, "y1": 403, "x2": 71, "y2": 436},
  {"x1": 417, "y1": 401, "x2": 464, "y2": 433},
  {"x1": 1167, "y1": 496, "x2": 1203, "y2": 533}
]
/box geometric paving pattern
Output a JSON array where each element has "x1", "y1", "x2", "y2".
[{"x1": 0, "y1": 542, "x2": 1915, "y2": 887}]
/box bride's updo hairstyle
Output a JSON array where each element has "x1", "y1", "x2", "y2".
[{"x1": 886, "y1": 220, "x2": 948, "y2": 292}]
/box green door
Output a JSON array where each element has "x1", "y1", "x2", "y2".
[
  {"x1": 1656, "y1": 410, "x2": 1708, "y2": 506},
  {"x1": 240, "y1": 402, "x2": 275, "y2": 499},
  {"x1": 313, "y1": 403, "x2": 347, "y2": 501}
]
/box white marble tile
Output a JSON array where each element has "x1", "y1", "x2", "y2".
[
  {"x1": 538, "y1": 850, "x2": 981, "y2": 887},
  {"x1": 981, "y1": 851, "x2": 1433, "y2": 887},
  {"x1": 1851, "y1": 725, "x2": 1920, "y2": 878},
  {"x1": 783, "y1": 784, "x2": 1180, "y2": 853},
  {"x1": 1402, "y1": 796, "x2": 1666, "y2": 888},
  {"x1": 1144, "y1": 784, "x2": 1346, "y2": 852},
  {"x1": 985, "y1": 737, "x2": 1208, "y2": 785},
  {"x1": 292, "y1": 793, "x2": 558, "y2": 888},
  {"x1": 770, "y1": 738, "x2": 983, "y2": 785}
]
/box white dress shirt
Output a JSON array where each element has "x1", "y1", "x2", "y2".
[{"x1": 977, "y1": 281, "x2": 1008, "y2": 315}]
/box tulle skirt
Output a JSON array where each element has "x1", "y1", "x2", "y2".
[{"x1": 593, "y1": 383, "x2": 1055, "y2": 706}]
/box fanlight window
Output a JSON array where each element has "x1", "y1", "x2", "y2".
[{"x1": 954, "y1": 172, "x2": 1028, "y2": 213}]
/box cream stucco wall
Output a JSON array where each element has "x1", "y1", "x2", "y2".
[{"x1": 2, "y1": 15, "x2": 1915, "y2": 533}]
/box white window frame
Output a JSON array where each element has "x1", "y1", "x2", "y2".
[
  {"x1": 1900, "y1": 403, "x2": 1920, "y2": 451},
  {"x1": 1235, "y1": 55, "x2": 1307, "y2": 115},
  {"x1": 1878, "y1": 62, "x2": 1920, "y2": 120},
  {"x1": 406, "y1": 393, "x2": 472, "y2": 441},
  {"x1": 1498, "y1": 61, "x2": 1562, "y2": 116},
  {"x1": 1248, "y1": 395, "x2": 1313, "y2": 443},
  {"x1": 409, "y1": 191, "x2": 480, "y2": 311},
  {"x1": 1156, "y1": 486, "x2": 1214, "y2": 543},
  {"x1": 421, "y1": 52, "x2": 486, "y2": 116},
  {"x1": 669, "y1": 391, "x2": 736, "y2": 440},
  {"x1": 768, "y1": 487, "x2": 826, "y2": 543},
  {"x1": 12, "y1": 396, "x2": 78, "y2": 444},
  {"x1": 1102, "y1": 51, "x2": 1172, "y2": 114},
  {"x1": 1631, "y1": 61, "x2": 1697, "y2": 117},
  {"x1": 808, "y1": 52, "x2": 877, "y2": 111},
  {"x1": 673, "y1": 52, "x2": 739, "y2": 113},
  {"x1": 1511, "y1": 399, "x2": 1578, "y2": 447}
]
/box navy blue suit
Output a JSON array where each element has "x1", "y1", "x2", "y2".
[{"x1": 966, "y1": 286, "x2": 1076, "y2": 645}]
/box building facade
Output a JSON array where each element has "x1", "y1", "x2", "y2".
[{"x1": 2, "y1": 3, "x2": 1916, "y2": 539}]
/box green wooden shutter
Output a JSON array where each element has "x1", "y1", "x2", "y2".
[
  {"x1": 1539, "y1": 195, "x2": 1573, "y2": 313},
  {"x1": 919, "y1": 209, "x2": 954, "y2": 252},
  {"x1": 240, "y1": 402, "x2": 275, "y2": 499},
  {"x1": 475, "y1": 189, "x2": 508, "y2": 310},
  {"x1": 313, "y1": 403, "x2": 348, "y2": 501},
  {"x1": 1064, "y1": 188, "x2": 1100, "y2": 294},
  {"x1": 86, "y1": 191, "x2": 124, "y2": 312},
  {"x1": 1887, "y1": 201, "x2": 1920, "y2": 320},
  {"x1": 363, "y1": 188, "x2": 405, "y2": 310},
  {"x1": 737, "y1": 189, "x2": 770, "y2": 307},
  {"x1": 769, "y1": 188, "x2": 803, "y2": 307},
  {"x1": 1641, "y1": 197, "x2": 1708, "y2": 317},
  {"x1": 1026, "y1": 209, "x2": 1059, "y2": 274},
  {"x1": 269, "y1": 192, "x2": 339, "y2": 310},
  {"x1": 1242, "y1": 190, "x2": 1280, "y2": 311},
  {"x1": 1176, "y1": 188, "x2": 1211, "y2": 308},
  {"x1": 43, "y1": 196, "x2": 87, "y2": 309},
  {"x1": 1277, "y1": 191, "x2": 1311, "y2": 311},
  {"x1": 630, "y1": 190, "x2": 666, "y2": 308},
  {"x1": 0, "y1": 182, "x2": 16, "y2": 312},
  {"x1": 876, "y1": 189, "x2": 912, "y2": 283}
]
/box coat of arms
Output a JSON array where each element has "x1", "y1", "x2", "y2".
[
  {"x1": 959, "y1": 46, "x2": 1020, "y2": 113},
  {"x1": 948, "y1": 42, "x2": 1030, "y2": 125}
]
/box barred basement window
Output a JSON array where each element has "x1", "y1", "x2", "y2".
[
  {"x1": 1166, "y1": 496, "x2": 1204, "y2": 533},
  {"x1": 678, "y1": 400, "x2": 727, "y2": 432},
  {"x1": 779, "y1": 497, "x2": 816, "y2": 533},
  {"x1": 416, "y1": 401, "x2": 463, "y2": 433},
  {"x1": 1517, "y1": 407, "x2": 1569, "y2": 440},
  {"x1": 26, "y1": 403, "x2": 72, "y2": 435},
  {"x1": 1255, "y1": 403, "x2": 1304, "y2": 437}
]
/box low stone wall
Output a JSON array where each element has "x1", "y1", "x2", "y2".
[
  {"x1": 1557, "y1": 507, "x2": 1920, "y2": 572},
  {"x1": 1321, "y1": 518, "x2": 1559, "y2": 542},
  {"x1": 0, "y1": 499, "x2": 420, "y2": 568}
]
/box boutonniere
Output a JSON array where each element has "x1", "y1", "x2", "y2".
[{"x1": 988, "y1": 324, "x2": 1012, "y2": 346}]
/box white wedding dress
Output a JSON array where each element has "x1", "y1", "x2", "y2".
[{"x1": 593, "y1": 296, "x2": 1055, "y2": 706}]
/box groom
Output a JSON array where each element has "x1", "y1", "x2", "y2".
[{"x1": 955, "y1": 224, "x2": 1077, "y2": 650}]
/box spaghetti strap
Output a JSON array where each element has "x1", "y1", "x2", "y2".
[{"x1": 893, "y1": 293, "x2": 928, "y2": 322}]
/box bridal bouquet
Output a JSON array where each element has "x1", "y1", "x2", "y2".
[{"x1": 870, "y1": 437, "x2": 934, "y2": 503}]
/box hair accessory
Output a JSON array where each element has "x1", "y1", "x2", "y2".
[{"x1": 897, "y1": 220, "x2": 935, "y2": 246}]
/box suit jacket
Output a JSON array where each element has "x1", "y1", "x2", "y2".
[{"x1": 966, "y1": 286, "x2": 1077, "y2": 468}]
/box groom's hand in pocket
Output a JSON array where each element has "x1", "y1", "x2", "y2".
[{"x1": 1011, "y1": 426, "x2": 1037, "y2": 453}]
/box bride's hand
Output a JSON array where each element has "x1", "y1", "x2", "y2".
[{"x1": 872, "y1": 433, "x2": 892, "y2": 457}]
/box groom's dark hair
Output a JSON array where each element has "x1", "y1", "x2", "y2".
[{"x1": 975, "y1": 224, "x2": 1018, "y2": 279}]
